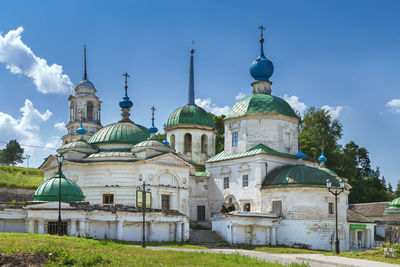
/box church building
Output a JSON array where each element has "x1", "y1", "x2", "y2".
[{"x1": 0, "y1": 28, "x2": 376, "y2": 251}]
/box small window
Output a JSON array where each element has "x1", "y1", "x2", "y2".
[
  {"x1": 244, "y1": 203, "x2": 251, "y2": 212},
  {"x1": 197, "y1": 206, "x2": 206, "y2": 221},
  {"x1": 328, "y1": 202, "x2": 334, "y2": 214},
  {"x1": 228, "y1": 197, "x2": 233, "y2": 204},
  {"x1": 242, "y1": 174, "x2": 249, "y2": 187},
  {"x1": 47, "y1": 221, "x2": 68, "y2": 235},
  {"x1": 223, "y1": 177, "x2": 230, "y2": 189},
  {"x1": 103, "y1": 194, "x2": 114, "y2": 205},
  {"x1": 232, "y1": 132, "x2": 238, "y2": 147},
  {"x1": 272, "y1": 200, "x2": 282, "y2": 215},
  {"x1": 161, "y1": 195, "x2": 170, "y2": 210}
]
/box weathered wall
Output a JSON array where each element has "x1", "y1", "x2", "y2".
[
  {"x1": 224, "y1": 114, "x2": 299, "y2": 155},
  {"x1": 0, "y1": 188, "x2": 35, "y2": 202}
]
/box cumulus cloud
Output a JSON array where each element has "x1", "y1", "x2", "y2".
[
  {"x1": 0, "y1": 99, "x2": 52, "y2": 153},
  {"x1": 386, "y1": 99, "x2": 400, "y2": 113},
  {"x1": 195, "y1": 98, "x2": 230, "y2": 116},
  {"x1": 235, "y1": 92, "x2": 246, "y2": 100},
  {"x1": 0, "y1": 26, "x2": 73, "y2": 94},
  {"x1": 44, "y1": 136, "x2": 61, "y2": 149},
  {"x1": 54, "y1": 121, "x2": 66, "y2": 131},
  {"x1": 283, "y1": 94, "x2": 307, "y2": 116},
  {"x1": 322, "y1": 105, "x2": 343, "y2": 120}
]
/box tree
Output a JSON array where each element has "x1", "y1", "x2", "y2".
[
  {"x1": 0, "y1": 140, "x2": 24, "y2": 166},
  {"x1": 394, "y1": 180, "x2": 400, "y2": 198},
  {"x1": 299, "y1": 107, "x2": 394, "y2": 203},
  {"x1": 299, "y1": 107, "x2": 343, "y2": 171},
  {"x1": 210, "y1": 113, "x2": 225, "y2": 154}
]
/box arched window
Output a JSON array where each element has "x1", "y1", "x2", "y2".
[
  {"x1": 201, "y1": 134, "x2": 208, "y2": 153},
  {"x1": 170, "y1": 134, "x2": 175, "y2": 150},
  {"x1": 86, "y1": 102, "x2": 94, "y2": 121},
  {"x1": 184, "y1": 133, "x2": 192, "y2": 153}
]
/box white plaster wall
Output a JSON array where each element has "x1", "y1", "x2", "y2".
[
  {"x1": 277, "y1": 219, "x2": 350, "y2": 251},
  {"x1": 261, "y1": 187, "x2": 349, "y2": 221},
  {"x1": 189, "y1": 176, "x2": 210, "y2": 223},
  {"x1": 51, "y1": 161, "x2": 192, "y2": 217},
  {"x1": 224, "y1": 114, "x2": 299, "y2": 155},
  {"x1": 206, "y1": 154, "x2": 312, "y2": 215},
  {"x1": 166, "y1": 127, "x2": 215, "y2": 164}
]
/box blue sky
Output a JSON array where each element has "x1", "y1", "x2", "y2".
[{"x1": 0, "y1": 0, "x2": 399, "y2": 186}]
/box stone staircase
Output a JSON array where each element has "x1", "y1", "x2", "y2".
[{"x1": 189, "y1": 230, "x2": 227, "y2": 246}]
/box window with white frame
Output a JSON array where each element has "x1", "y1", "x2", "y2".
[
  {"x1": 232, "y1": 132, "x2": 238, "y2": 147},
  {"x1": 223, "y1": 177, "x2": 230, "y2": 189},
  {"x1": 242, "y1": 174, "x2": 249, "y2": 187}
]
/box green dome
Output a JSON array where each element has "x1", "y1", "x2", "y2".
[
  {"x1": 263, "y1": 164, "x2": 340, "y2": 187},
  {"x1": 167, "y1": 105, "x2": 215, "y2": 128},
  {"x1": 88, "y1": 121, "x2": 149, "y2": 145},
  {"x1": 226, "y1": 94, "x2": 299, "y2": 120},
  {"x1": 57, "y1": 140, "x2": 98, "y2": 154},
  {"x1": 384, "y1": 198, "x2": 400, "y2": 215},
  {"x1": 33, "y1": 172, "x2": 85, "y2": 203},
  {"x1": 133, "y1": 139, "x2": 168, "y2": 148}
]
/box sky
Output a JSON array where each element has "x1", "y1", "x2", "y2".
[{"x1": 0, "y1": 0, "x2": 399, "y2": 185}]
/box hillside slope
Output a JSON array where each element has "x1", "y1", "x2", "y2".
[{"x1": 0, "y1": 166, "x2": 43, "y2": 189}]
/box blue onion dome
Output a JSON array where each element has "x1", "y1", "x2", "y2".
[
  {"x1": 318, "y1": 149, "x2": 327, "y2": 163},
  {"x1": 149, "y1": 125, "x2": 158, "y2": 134},
  {"x1": 162, "y1": 136, "x2": 170, "y2": 146},
  {"x1": 77, "y1": 79, "x2": 95, "y2": 89},
  {"x1": 119, "y1": 96, "x2": 133, "y2": 109},
  {"x1": 249, "y1": 37, "x2": 274, "y2": 81},
  {"x1": 76, "y1": 120, "x2": 86, "y2": 135},
  {"x1": 296, "y1": 148, "x2": 305, "y2": 159}
]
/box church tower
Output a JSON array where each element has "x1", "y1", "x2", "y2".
[
  {"x1": 62, "y1": 46, "x2": 102, "y2": 144},
  {"x1": 165, "y1": 45, "x2": 216, "y2": 164},
  {"x1": 223, "y1": 26, "x2": 300, "y2": 155}
]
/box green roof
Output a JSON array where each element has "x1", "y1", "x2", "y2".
[
  {"x1": 207, "y1": 143, "x2": 298, "y2": 163},
  {"x1": 57, "y1": 140, "x2": 98, "y2": 154},
  {"x1": 88, "y1": 121, "x2": 149, "y2": 145},
  {"x1": 226, "y1": 94, "x2": 299, "y2": 120},
  {"x1": 384, "y1": 198, "x2": 400, "y2": 215},
  {"x1": 263, "y1": 164, "x2": 340, "y2": 187},
  {"x1": 33, "y1": 172, "x2": 85, "y2": 203},
  {"x1": 133, "y1": 139, "x2": 168, "y2": 148},
  {"x1": 167, "y1": 105, "x2": 215, "y2": 128}
]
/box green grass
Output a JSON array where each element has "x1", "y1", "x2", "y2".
[
  {"x1": 0, "y1": 233, "x2": 307, "y2": 266},
  {"x1": 0, "y1": 166, "x2": 43, "y2": 189}
]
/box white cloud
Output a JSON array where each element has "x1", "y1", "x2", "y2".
[
  {"x1": 322, "y1": 105, "x2": 343, "y2": 120},
  {"x1": 54, "y1": 121, "x2": 66, "y2": 131},
  {"x1": 195, "y1": 98, "x2": 230, "y2": 116},
  {"x1": 44, "y1": 136, "x2": 61, "y2": 149},
  {"x1": 0, "y1": 99, "x2": 52, "y2": 154},
  {"x1": 386, "y1": 99, "x2": 400, "y2": 113},
  {"x1": 0, "y1": 26, "x2": 73, "y2": 94},
  {"x1": 283, "y1": 94, "x2": 307, "y2": 116},
  {"x1": 235, "y1": 92, "x2": 246, "y2": 100}
]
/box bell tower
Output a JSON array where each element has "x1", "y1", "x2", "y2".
[{"x1": 62, "y1": 46, "x2": 103, "y2": 144}]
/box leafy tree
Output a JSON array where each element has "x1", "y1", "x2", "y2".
[
  {"x1": 394, "y1": 181, "x2": 400, "y2": 198},
  {"x1": 0, "y1": 140, "x2": 24, "y2": 166},
  {"x1": 210, "y1": 113, "x2": 225, "y2": 154},
  {"x1": 299, "y1": 107, "x2": 343, "y2": 171}
]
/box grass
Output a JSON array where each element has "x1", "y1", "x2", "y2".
[
  {"x1": 121, "y1": 241, "x2": 400, "y2": 265},
  {"x1": 0, "y1": 233, "x2": 308, "y2": 266},
  {"x1": 0, "y1": 166, "x2": 43, "y2": 189}
]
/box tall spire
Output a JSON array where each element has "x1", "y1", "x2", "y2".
[
  {"x1": 83, "y1": 45, "x2": 87, "y2": 80},
  {"x1": 258, "y1": 25, "x2": 266, "y2": 58},
  {"x1": 188, "y1": 41, "x2": 195, "y2": 105},
  {"x1": 149, "y1": 106, "x2": 158, "y2": 140},
  {"x1": 119, "y1": 72, "x2": 133, "y2": 122}
]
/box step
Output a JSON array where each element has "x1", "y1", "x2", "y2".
[{"x1": 189, "y1": 230, "x2": 226, "y2": 244}]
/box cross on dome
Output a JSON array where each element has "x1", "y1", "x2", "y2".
[{"x1": 258, "y1": 25, "x2": 265, "y2": 39}]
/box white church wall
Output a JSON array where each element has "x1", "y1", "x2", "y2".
[
  {"x1": 189, "y1": 175, "x2": 210, "y2": 225},
  {"x1": 224, "y1": 114, "x2": 299, "y2": 155},
  {"x1": 166, "y1": 127, "x2": 215, "y2": 164},
  {"x1": 207, "y1": 154, "x2": 303, "y2": 214},
  {"x1": 277, "y1": 219, "x2": 350, "y2": 251}
]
